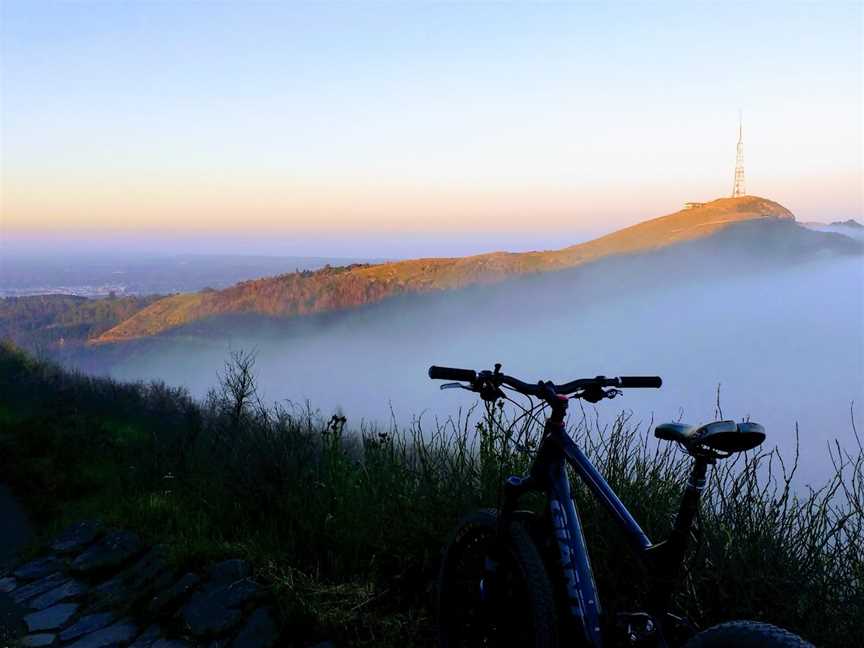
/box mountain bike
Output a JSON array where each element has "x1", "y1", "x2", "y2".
[{"x1": 428, "y1": 364, "x2": 812, "y2": 648}]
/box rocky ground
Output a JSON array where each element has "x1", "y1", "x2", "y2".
[{"x1": 0, "y1": 521, "x2": 328, "y2": 648}]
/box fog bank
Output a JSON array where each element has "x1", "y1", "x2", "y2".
[{"x1": 71, "y1": 228, "x2": 864, "y2": 484}]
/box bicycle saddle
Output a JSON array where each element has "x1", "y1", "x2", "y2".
[{"x1": 655, "y1": 420, "x2": 766, "y2": 453}]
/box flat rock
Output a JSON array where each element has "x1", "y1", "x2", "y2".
[
  {"x1": 29, "y1": 578, "x2": 88, "y2": 610},
  {"x1": 20, "y1": 633, "x2": 56, "y2": 647},
  {"x1": 207, "y1": 560, "x2": 250, "y2": 585},
  {"x1": 23, "y1": 602, "x2": 79, "y2": 632},
  {"x1": 178, "y1": 577, "x2": 265, "y2": 638},
  {"x1": 148, "y1": 573, "x2": 200, "y2": 617},
  {"x1": 179, "y1": 587, "x2": 243, "y2": 637},
  {"x1": 14, "y1": 557, "x2": 64, "y2": 581},
  {"x1": 93, "y1": 570, "x2": 174, "y2": 614},
  {"x1": 128, "y1": 623, "x2": 161, "y2": 648},
  {"x1": 93, "y1": 548, "x2": 171, "y2": 610},
  {"x1": 51, "y1": 521, "x2": 104, "y2": 555},
  {"x1": 0, "y1": 575, "x2": 17, "y2": 593},
  {"x1": 70, "y1": 530, "x2": 143, "y2": 576},
  {"x1": 59, "y1": 612, "x2": 116, "y2": 642},
  {"x1": 96, "y1": 549, "x2": 162, "y2": 591},
  {"x1": 229, "y1": 607, "x2": 279, "y2": 648},
  {"x1": 11, "y1": 572, "x2": 65, "y2": 604},
  {"x1": 220, "y1": 579, "x2": 264, "y2": 609},
  {"x1": 65, "y1": 620, "x2": 138, "y2": 648}
]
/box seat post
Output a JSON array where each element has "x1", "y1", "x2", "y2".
[
  {"x1": 648, "y1": 455, "x2": 710, "y2": 611},
  {"x1": 669, "y1": 455, "x2": 709, "y2": 550}
]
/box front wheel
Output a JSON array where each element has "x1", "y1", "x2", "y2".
[
  {"x1": 684, "y1": 620, "x2": 814, "y2": 647},
  {"x1": 437, "y1": 508, "x2": 557, "y2": 648}
]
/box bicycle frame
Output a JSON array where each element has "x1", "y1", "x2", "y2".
[{"x1": 498, "y1": 397, "x2": 708, "y2": 648}]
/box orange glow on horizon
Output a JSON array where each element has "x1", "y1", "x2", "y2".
[{"x1": 3, "y1": 171, "x2": 860, "y2": 239}]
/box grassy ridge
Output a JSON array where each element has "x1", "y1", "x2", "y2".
[
  {"x1": 0, "y1": 341, "x2": 861, "y2": 646},
  {"x1": 94, "y1": 196, "x2": 799, "y2": 343}
]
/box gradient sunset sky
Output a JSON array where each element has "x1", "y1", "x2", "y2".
[{"x1": 1, "y1": 1, "x2": 861, "y2": 257}]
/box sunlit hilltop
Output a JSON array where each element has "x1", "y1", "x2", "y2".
[{"x1": 91, "y1": 195, "x2": 824, "y2": 343}]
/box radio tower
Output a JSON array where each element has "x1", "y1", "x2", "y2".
[{"x1": 732, "y1": 111, "x2": 746, "y2": 197}]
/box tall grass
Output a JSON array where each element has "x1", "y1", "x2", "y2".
[{"x1": 0, "y1": 341, "x2": 860, "y2": 645}]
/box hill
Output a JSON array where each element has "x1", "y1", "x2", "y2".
[
  {"x1": 830, "y1": 219, "x2": 863, "y2": 228},
  {"x1": 0, "y1": 294, "x2": 161, "y2": 351},
  {"x1": 92, "y1": 196, "x2": 808, "y2": 343},
  {"x1": 801, "y1": 218, "x2": 864, "y2": 242}
]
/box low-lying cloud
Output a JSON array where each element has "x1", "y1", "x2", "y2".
[{"x1": 72, "y1": 224, "x2": 864, "y2": 484}]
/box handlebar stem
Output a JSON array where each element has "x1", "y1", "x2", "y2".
[{"x1": 546, "y1": 390, "x2": 570, "y2": 426}]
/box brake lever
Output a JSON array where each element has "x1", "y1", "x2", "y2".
[{"x1": 440, "y1": 382, "x2": 473, "y2": 391}]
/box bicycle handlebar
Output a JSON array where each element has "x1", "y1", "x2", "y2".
[
  {"x1": 428, "y1": 366, "x2": 478, "y2": 382},
  {"x1": 618, "y1": 376, "x2": 663, "y2": 389},
  {"x1": 427, "y1": 364, "x2": 661, "y2": 398}
]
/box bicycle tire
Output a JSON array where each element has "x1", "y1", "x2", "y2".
[
  {"x1": 684, "y1": 620, "x2": 814, "y2": 647},
  {"x1": 437, "y1": 508, "x2": 557, "y2": 648}
]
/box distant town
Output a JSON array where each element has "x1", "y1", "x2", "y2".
[{"x1": 0, "y1": 253, "x2": 375, "y2": 298}]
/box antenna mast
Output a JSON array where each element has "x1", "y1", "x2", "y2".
[{"x1": 732, "y1": 110, "x2": 746, "y2": 197}]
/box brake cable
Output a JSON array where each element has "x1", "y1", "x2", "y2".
[{"x1": 501, "y1": 385, "x2": 547, "y2": 432}]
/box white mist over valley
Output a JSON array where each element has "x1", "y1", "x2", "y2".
[{"x1": 65, "y1": 219, "x2": 864, "y2": 486}]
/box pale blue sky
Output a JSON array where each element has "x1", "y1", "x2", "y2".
[{"x1": 1, "y1": 1, "x2": 861, "y2": 257}]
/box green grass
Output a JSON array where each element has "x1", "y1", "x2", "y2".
[{"x1": 0, "y1": 341, "x2": 861, "y2": 646}]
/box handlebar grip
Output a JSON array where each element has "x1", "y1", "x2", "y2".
[
  {"x1": 618, "y1": 376, "x2": 662, "y2": 388},
  {"x1": 428, "y1": 365, "x2": 477, "y2": 382}
]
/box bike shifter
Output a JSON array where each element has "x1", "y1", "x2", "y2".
[{"x1": 576, "y1": 386, "x2": 622, "y2": 403}]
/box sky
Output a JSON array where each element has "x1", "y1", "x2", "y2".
[{"x1": 1, "y1": 1, "x2": 862, "y2": 258}]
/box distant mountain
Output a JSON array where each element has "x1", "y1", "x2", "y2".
[
  {"x1": 91, "y1": 196, "x2": 857, "y2": 344},
  {"x1": 801, "y1": 218, "x2": 864, "y2": 242}
]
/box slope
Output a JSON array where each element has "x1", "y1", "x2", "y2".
[{"x1": 94, "y1": 196, "x2": 795, "y2": 343}]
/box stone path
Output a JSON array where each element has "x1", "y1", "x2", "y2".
[{"x1": 0, "y1": 521, "x2": 285, "y2": 647}]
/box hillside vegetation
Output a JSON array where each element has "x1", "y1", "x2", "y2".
[
  {"x1": 0, "y1": 294, "x2": 160, "y2": 351},
  {"x1": 1, "y1": 342, "x2": 860, "y2": 646},
  {"x1": 94, "y1": 196, "x2": 800, "y2": 343}
]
